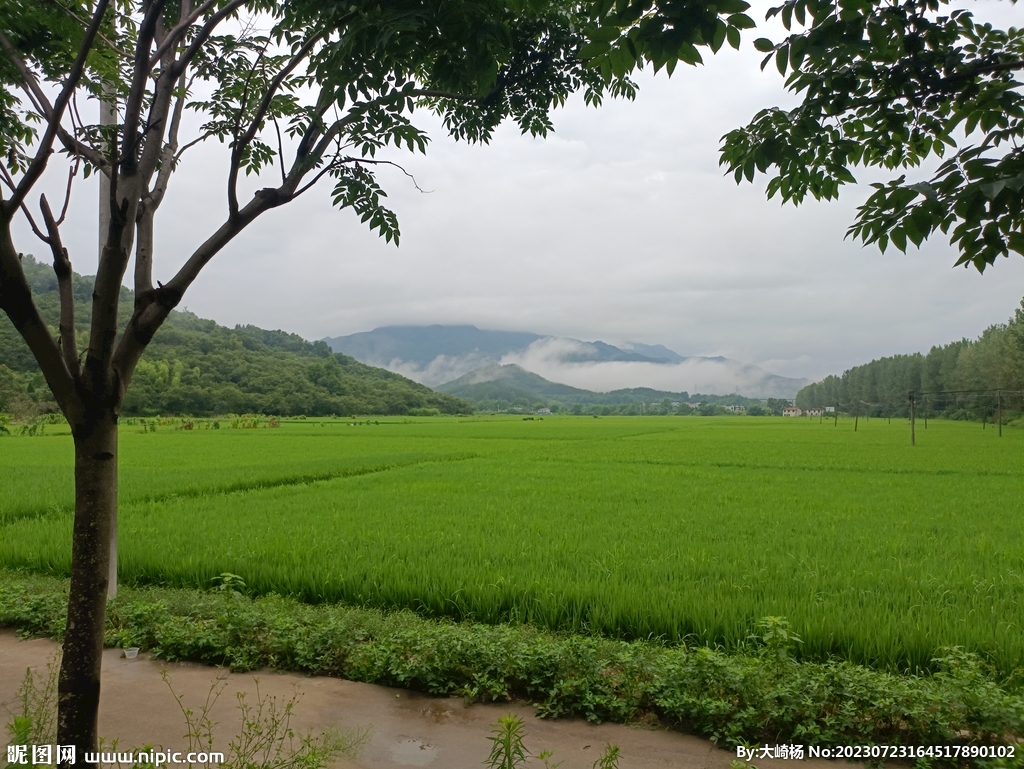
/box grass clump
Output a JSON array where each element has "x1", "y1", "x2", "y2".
[{"x1": 1, "y1": 569, "x2": 1021, "y2": 765}]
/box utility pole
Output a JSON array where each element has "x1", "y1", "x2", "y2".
[
  {"x1": 834, "y1": 403, "x2": 838, "y2": 427},
  {"x1": 854, "y1": 400, "x2": 859, "y2": 432},
  {"x1": 997, "y1": 390, "x2": 1002, "y2": 437},
  {"x1": 909, "y1": 391, "x2": 915, "y2": 446},
  {"x1": 100, "y1": 90, "x2": 117, "y2": 599}
]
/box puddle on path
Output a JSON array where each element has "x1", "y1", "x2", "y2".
[
  {"x1": 395, "y1": 693, "x2": 474, "y2": 724},
  {"x1": 389, "y1": 738, "x2": 437, "y2": 766}
]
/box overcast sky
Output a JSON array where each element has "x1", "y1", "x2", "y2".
[{"x1": 13, "y1": 0, "x2": 1024, "y2": 383}]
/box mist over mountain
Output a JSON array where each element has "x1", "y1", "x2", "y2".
[
  {"x1": 437, "y1": 364, "x2": 594, "y2": 404},
  {"x1": 437, "y1": 364, "x2": 726, "y2": 409},
  {"x1": 323, "y1": 326, "x2": 809, "y2": 399},
  {"x1": 616, "y1": 342, "x2": 687, "y2": 363}
]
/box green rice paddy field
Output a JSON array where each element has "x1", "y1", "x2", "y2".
[{"x1": 1, "y1": 416, "x2": 1022, "y2": 674}]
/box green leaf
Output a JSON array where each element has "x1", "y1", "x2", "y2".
[
  {"x1": 608, "y1": 45, "x2": 635, "y2": 78},
  {"x1": 776, "y1": 45, "x2": 789, "y2": 75},
  {"x1": 891, "y1": 227, "x2": 907, "y2": 253},
  {"x1": 579, "y1": 40, "x2": 612, "y2": 58},
  {"x1": 728, "y1": 13, "x2": 756, "y2": 30},
  {"x1": 979, "y1": 180, "x2": 1007, "y2": 199},
  {"x1": 676, "y1": 42, "x2": 703, "y2": 65},
  {"x1": 715, "y1": 0, "x2": 752, "y2": 13},
  {"x1": 711, "y1": 21, "x2": 728, "y2": 53},
  {"x1": 590, "y1": 26, "x2": 621, "y2": 43},
  {"x1": 908, "y1": 182, "x2": 938, "y2": 202},
  {"x1": 726, "y1": 25, "x2": 741, "y2": 49},
  {"x1": 753, "y1": 38, "x2": 775, "y2": 52}
]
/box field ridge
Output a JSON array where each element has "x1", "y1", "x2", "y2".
[{"x1": 0, "y1": 451, "x2": 480, "y2": 525}]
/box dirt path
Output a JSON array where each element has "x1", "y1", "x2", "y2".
[{"x1": 1, "y1": 631, "x2": 844, "y2": 769}]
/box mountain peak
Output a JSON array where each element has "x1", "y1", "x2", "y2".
[{"x1": 323, "y1": 325, "x2": 808, "y2": 398}]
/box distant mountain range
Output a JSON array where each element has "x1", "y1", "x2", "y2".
[
  {"x1": 436, "y1": 363, "x2": 737, "y2": 408},
  {"x1": 322, "y1": 325, "x2": 809, "y2": 399}
]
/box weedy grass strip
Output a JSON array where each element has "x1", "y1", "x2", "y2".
[{"x1": 0, "y1": 570, "x2": 1021, "y2": 765}]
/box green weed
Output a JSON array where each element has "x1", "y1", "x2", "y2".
[{"x1": 485, "y1": 715, "x2": 529, "y2": 769}]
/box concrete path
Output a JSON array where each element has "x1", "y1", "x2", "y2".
[{"x1": 0, "y1": 631, "x2": 848, "y2": 769}]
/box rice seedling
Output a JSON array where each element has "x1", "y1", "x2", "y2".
[{"x1": 1, "y1": 416, "x2": 1021, "y2": 673}]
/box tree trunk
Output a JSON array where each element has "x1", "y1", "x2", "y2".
[{"x1": 57, "y1": 410, "x2": 118, "y2": 763}]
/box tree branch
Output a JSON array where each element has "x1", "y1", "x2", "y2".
[
  {"x1": 136, "y1": 71, "x2": 189, "y2": 298},
  {"x1": 0, "y1": 30, "x2": 103, "y2": 175},
  {"x1": 57, "y1": 156, "x2": 81, "y2": 225},
  {"x1": 944, "y1": 58, "x2": 1024, "y2": 83},
  {"x1": 113, "y1": 190, "x2": 273, "y2": 386},
  {"x1": 226, "y1": 41, "x2": 271, "y2": 217},
  {"x1": 3, "y1": 0, "x2": 111, "y2": 214},
  {"x1": 20, "y1": 202, "x2": 48, "y2": 243},
  {"x1": 147, "y1": 0, "x2": 215, "y2": 69},
  {"x1": 40, "y1": 195, "x2": 80, "y2": 376},
  {"x1": 273, "y1": 116, "x2": 287, "y2": 184},
  {"x1": 172, "y1": 131, "x2": 216, "y2": 163},
  {"x1": 228, "y1": 31, "x2": 323, "y2": 217},
  {"x1": 120, "y1": 0, "x2": 170, "y2": 175},
  {"x1": 0, "y1": 166, "x2": 50, "y2": 241},
  {"x1": 169, "y1": 0, "x2": 251, "y2": 80},
  {"x1": 109, "y1": 25, "x2": 483, "y2": 389},
  {"x1": 134, "y1": 209, "x2": 156, "y2": 303},
  {"x1": 808, "y1": 57, "x2": 1024, "y2": 116},
  {"x1": 0, "y1": 212, "x2": 80, "y2": 420},
  {"x1": 120, "y1": 83, "x2": 465, "y2": 358},
  {"x1": 0, "y1": 30, "x2": 51, "y2": 114},
  {"x1": 236, "y1": 32, "x2": 325, "y2": 155},
  {"x1": 52, "y1": 0, "x2": 133, "y2": 60}
]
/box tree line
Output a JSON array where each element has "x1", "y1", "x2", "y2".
[{"x1": 796, "y1": 299, "x2": 1024, "y2": 418}]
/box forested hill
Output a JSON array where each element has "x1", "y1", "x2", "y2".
[
  {"x1": 0, "y1": 256, "x2": 471, "y2": 418},
  {"x1": 796, "y1": 299, "x2": 1024, "y2": 410}
]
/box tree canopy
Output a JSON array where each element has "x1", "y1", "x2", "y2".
[
  {"x1": 796, "y1": 296, "x2": 1024, "y2": 412},
  {"x1": 718, "y1": 0, "x2": 1023, "y2": 271}
]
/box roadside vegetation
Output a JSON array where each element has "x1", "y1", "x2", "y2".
[{"x1": 1, "y1": 570, "x2": 1021, "y2": 762}]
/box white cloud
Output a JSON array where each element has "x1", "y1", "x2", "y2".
[
  {"x1": 381, "y1": 353, "x2": 495, "y2": 389},
  {"x1": 500, "y1": 340, "x2": 805, "y2": 397}
]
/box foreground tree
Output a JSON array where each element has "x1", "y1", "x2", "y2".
[
  {"x1": 0, "y1": 0, "x2": 753, "y2": 758},
  {"x1": 718, "y1": 0, "x2": 1023, "y2": 271}
]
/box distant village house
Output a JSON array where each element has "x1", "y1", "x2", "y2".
[{"x1": 782, "y1": 406, "x2": 802, "y2": 417}]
